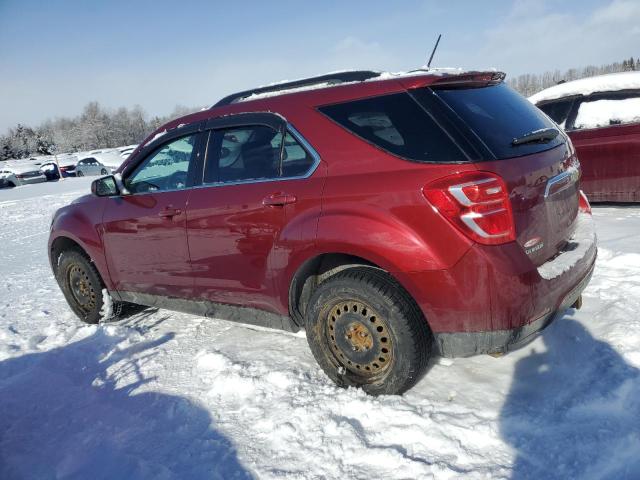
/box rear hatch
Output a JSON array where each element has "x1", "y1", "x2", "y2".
[{"x1": 423, "y1": 81, "x2": 580, "y2": 265}]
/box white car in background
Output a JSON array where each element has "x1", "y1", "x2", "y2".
[
  {"x1": 75, "y1": 157, "x2": 111, "y2": 177},
  {"x1": 0, "y1": 165, "x2": 47, "y2": 187}
]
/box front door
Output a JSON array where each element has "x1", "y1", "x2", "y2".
[{"x1": 102, "y1": 133, "x2": 201, "y2": 298}]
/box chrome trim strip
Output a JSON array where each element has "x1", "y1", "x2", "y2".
[{"x1": 544, "y1": 170, "x2": 575, "y2": 198}]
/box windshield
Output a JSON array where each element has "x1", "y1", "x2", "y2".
[{"x1": 431, "y1": 83, "x2": 564, "y2": 159}]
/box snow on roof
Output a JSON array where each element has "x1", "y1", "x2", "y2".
[
  {"x1": 529, "y1": 71, "x2": 640, "y2": 104},
  {"x1": 221, "y1": 67, "x2": 469, "y2": 105}
]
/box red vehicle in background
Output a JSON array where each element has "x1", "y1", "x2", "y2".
[
  {"x1": 49, "y1": 69, "x2": 596, "y2": 395},
  {"x1": 531, "y1": 71, "x2": 640, "y2": 202}
]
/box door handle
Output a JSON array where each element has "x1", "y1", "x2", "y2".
[
  {"x1": 262, "y1": 193, "x2": 297, "y2": 207},
  {"x1": 158, "y1": 206, "x2": 182, "y2": 218}
]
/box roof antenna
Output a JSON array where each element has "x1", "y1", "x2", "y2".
[{"x1": 426, "y1": 34, "x2": 442, "y2": 69}]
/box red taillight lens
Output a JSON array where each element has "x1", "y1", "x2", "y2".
[
  {"x1": 423, "y1": 172, "x2": 516, "y2": 245},
  {"x1": 578, "y1": 190, "x2": 592, "y2": 214}
]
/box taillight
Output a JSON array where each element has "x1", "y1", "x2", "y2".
[
  {"x1": 15, "y1": 174, "x2": 24, "y2": 179},
  {"x1": 423, "y1": 172, "x2": 516, "y2": 245},
  {"x1": 578, "y1": 190, "x2": 592, "y2": 214}
]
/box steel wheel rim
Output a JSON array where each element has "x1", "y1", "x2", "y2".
[
  {"x1": 325, "y1": 300, "x2": 393, "y2": 378},
  {"x1": 67, "y1": 263, "x2": 96, "y2": 312}
]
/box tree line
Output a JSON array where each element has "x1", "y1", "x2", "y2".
[
  {"x1": 1, "y1": 56, "x2": 638, "y2": 161},
  {"x1": 506, "y1": 56, "x2": 639, "y2": 98},
  {"x1": 0, "y1": 103, "x2": 197, "y2": 161}
]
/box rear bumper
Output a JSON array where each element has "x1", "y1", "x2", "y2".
[
  {"x1": 400, "y1": 211, "x2": 597, "y2": 357},
  {"x1": 433, "y1": 261, "x2": 594, "y2": 357}
]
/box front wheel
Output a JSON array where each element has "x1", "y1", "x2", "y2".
[
  {"x1": 305, "y1": 268, "x2": 432, "y2": 395},
  {"x1": 55, "y1": 249, "x2": 146, "y2": 323},
  {"x1": 101, "y1": 168, "x2": 108, "y2": 175},
  {"x1": 77, "y1": 171, "x2": 84, "y2": 177},
  {"x1": 56, "y1": 250, "x2": 104, "y2": 323}
]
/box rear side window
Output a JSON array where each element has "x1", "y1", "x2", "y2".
[
  {"x1": 432, "y1": 83, "x2": 564, "y2": 159},
  {"x1": 274, "y1": 132, "x2": 315, "y2": 177},
  {"x1": 318, "y1": 93, "x2": 467, "y2": 163}
]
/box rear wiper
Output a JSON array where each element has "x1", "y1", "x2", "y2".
[{"x1": 512, "y1": 127, "x2": 559, "y2": 146}]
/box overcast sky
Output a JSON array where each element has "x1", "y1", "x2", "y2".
[{"x1": 1, "y1": 0, "x2": 638, "y2": 133}]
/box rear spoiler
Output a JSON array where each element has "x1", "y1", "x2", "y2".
[{"x1": 430, "y1": 71, "x2": 506, "y2": 89}]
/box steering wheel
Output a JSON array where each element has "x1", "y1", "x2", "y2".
[{"x1": 167, "y1": 170, "x2": 188, "y2": 190}]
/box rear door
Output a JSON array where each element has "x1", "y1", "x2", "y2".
[
  {"x1": 186, "y1": 114, "x2": 323, "y2": 314},
  {"x1": 567, "y1": 91, "x2": 640, "y2": 202},
  {"x1": 101, "y1": 128, "x2": 203, "y2": 297}
]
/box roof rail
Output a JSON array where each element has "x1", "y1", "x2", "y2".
[{"x1": 212, "y1": 70, "x2": 381, "y2": 107}]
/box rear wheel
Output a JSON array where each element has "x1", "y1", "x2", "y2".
[
  {"x1": 77, "y1": 171, "x2": 84, "y2": 177},
  {"x1": 56, "y1": 249, "x2": 144, "y2": 324},
  {"x1": 305, "y1": 267, "x2": 432, "y2": 395},
  {"x1": 100, "y1": 168, "x2": 108, "y2": 175}
]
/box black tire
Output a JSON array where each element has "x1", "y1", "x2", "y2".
[
  {"x1": 77, "y1": 171, "x2": 84, "y2": 177},
  {"x1": 56, "y1": 250, "x2": 105, "y2": 324},
  {"x1": 55, "y1": 249, "x2": 145, "y2": 324},
  {"x1": 7, "y1": 181, "x2": 15, "y2": 188},
  {"x1": 101, "y1": 169, "x2": 108, "y2": 175},
  {"x1": 305, "y1": 267, "x2": 432, "y2": 395}
]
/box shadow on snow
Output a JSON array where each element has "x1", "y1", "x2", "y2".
[
  {"x1": 0, "y1": 328, "x2": 253, "y2": 480},
  {"x1": 500, "y1": 316, "x2": 640, "y2": 479}
]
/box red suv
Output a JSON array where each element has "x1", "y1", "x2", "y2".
[{"x1": 49, "y1": 70, "x2": 596, "y2": 395}]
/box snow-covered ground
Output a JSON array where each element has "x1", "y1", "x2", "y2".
[{"x1": 1, "y1": 179, "x2": 639, "y2": 479}]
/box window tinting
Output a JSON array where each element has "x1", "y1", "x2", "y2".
[
  {"x1": 318, "y1": 93, "x2": 466, "y2": 163},
  {"x1": 432, "y1": 83, "x2": 563, "y2": 159},
  {"x1": 125, "y1": 134, "x2": 197, "y2": 193},
  {"x1": 204, "y1": 125, "x2": 281, "y2": 183},
  {"x1": 538, "y1": 99, "x2": 574, "y2": 127},
  {"x1": 204, "y1": 125, "x2": 316, "y2": 183}
]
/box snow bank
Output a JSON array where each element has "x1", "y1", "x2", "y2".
[
  {"x1": 529, "y1": 71, "x2": 640, "y2": 103},
  {"x1": 573, "y1": 97, "x2": 640, "y2": 129}
]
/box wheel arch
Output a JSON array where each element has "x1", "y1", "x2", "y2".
[
  {"x1": 49, "y1": 232, "x2": 115, "y2": 293},
  {"x1": 288, "y1": 252, "x2": 427, "y2": 328}
]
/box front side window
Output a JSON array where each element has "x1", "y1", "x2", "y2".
[
  {"x1": 125, "y1": 134, "x2": 197, "y2": 193},
  {"x1": 204, "y1": 125, "x2": 315, "y2": 183},
  {"x1": 573, "y1": 95, "x2": 640, "y2": 130}
]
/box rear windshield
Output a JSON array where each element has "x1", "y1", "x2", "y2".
[
  {"x1": 432, "y1": 83, "x2": 564, "y2": 159},
  {"x1": 318, "y1": 92, "x2": 467, "y2": 163}
]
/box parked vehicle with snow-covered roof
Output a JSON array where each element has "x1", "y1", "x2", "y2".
[
  {"x1": 75, "y1": 157, "x2": 110, "y2": 177},
  {"x1": 50, "y1": 69, "x2": 596, "y2": 395},
  {"x1": 530, "y1": 72, "x2": 640, "y2": 202},
  {"x1": 0, "y1": 165, "x2": 47, "y2": 187}
]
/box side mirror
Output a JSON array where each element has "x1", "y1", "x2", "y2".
[{"x1": 91, "y1": 175, "x2": 119, "y2": 197}]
